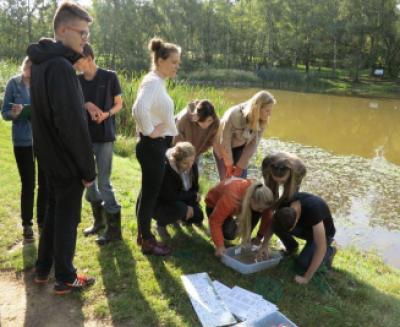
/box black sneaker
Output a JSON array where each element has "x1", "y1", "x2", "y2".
[
  {"x1": 54, "y1": 274, "x2": 95, "y2": 295},
  {"x1": 34, "y1": 273, "x2": 49, "y2": 285},
  {"x1": 23, "y1": 225, "x2": 34, "y2": 243}
]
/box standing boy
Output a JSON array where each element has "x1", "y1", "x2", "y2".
[
  {"x1": 27, "y1": 1, "x2": 96, "y2": 294},
  {"x1": 75, "y1": 43, "x2": 123, "y2": 245}
]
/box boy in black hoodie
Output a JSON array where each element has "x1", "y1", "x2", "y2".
[{"x1": 27, "y1": 1, "x2": 96, "y2": 295}]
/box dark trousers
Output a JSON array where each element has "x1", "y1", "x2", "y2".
[
  {"x1": 136, "y1": 135, "x2": 172, "y2": 240},
  {"x1": 14, "y1": 146, "x2": 48, "y2": 227},
  {"x1": 274, "y1": 226, "x2": 335, "y2": 270},
  {"x1": 206, "y1": 207, "x2": 261, "y2": 240},
  {"x1": 36, "y1": 176, "x2": 84, "y2": 283},
  {"x1": 154, "y1": 200, "x2": 204, "y2": 227}
]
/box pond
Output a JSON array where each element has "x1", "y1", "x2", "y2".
[{"x1": 207, "y1": 88, "x2": 400, "y2": 269}]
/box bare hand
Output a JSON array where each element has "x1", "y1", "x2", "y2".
[
  {"x1": 11, "y1": 104, "x2": 23, "y2": 118},
  {"x1": 149, "y1": 123, "x2": 165, "y2": 138},
  {"x1": 95, "y1": 111, "x2": 109, "y2": 124},
  {"x1": 294, "y1": 275, "x2": 310, "y2": 285},
  {"x1": 85, "y1": 102, "x2": 103, "y2": 121},
  {"x1": 256, "y1": 246, "x2": 270, "y2": 261},
  {"x1": 82, "y1": 179, "x2": 93, "y2": 188},
  {"x1": 186, "y1": 206, "x2": 194, "y2": 220},
  {"x1": 215, "y1": 246, "x2": 226, "y2": 257},
  {"x1": 196, "y1": 193, "x2": 201, "y2": 203}
]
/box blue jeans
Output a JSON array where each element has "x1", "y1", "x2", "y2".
[
  {"x1": 275, "y1": 225, "x2": 335, "y2": 270},
  {"x1": 86, "y1": 142, "x2": 120, "y2": 214}
]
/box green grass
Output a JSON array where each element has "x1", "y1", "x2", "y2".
[{"x1": 1, "y1": 119, "x2": 400, "y2": 326}]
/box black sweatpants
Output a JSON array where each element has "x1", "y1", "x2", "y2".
[
  {"x1": 14, "y1": 146, "x2": 48, "y2": 227},
  {"x1": 135, "y1": 135, "x2": 172, "y2": 240},
  {"x1": 35, "y1": 176, "x2": 84, "y2": 283}
]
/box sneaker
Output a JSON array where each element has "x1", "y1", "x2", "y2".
[
  {"x1": 54, "y1": 274, "x2": 95, "y2": 295},
  {"x1": 34, "y1": 273, "x2": 49, "y2": 285},
  {"x1": 23, "y1": 225, "x2": 34, "y2": 243}
]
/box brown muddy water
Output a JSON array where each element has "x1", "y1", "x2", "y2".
[{"x1": 203, "y1": 88, "x2": 400, "y2": 269}]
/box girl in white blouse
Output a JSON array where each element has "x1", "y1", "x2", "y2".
[{"x1": 132, "y1": 37, "x2": 181, "y2": 256}]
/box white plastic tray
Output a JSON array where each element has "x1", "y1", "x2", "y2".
[{"x1": 221, "y1": 246, "x2": 282, "y2": 275}]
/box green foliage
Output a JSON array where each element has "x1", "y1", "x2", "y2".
[
  {"x1": 1, "y1": 119, "x2": 400, "y2": 326},
  {"x1": 1, "y1": 0, "x2": 400, "y2": 79}
]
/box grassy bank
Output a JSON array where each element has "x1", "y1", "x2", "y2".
[
  {"x1": 0, "y1": 120, "x2": 400, "y2": 326},
  {"x1": 185, "y1": 67, "x2": 400, "y2": 99}
]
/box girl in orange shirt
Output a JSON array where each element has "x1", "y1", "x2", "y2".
[{"x1": 205, "y1": 179, "x2": 274, "y2": 257}]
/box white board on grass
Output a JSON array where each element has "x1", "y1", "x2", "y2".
[{"x1": 181, "y1": 273, "x2": 237, "y2": 327}]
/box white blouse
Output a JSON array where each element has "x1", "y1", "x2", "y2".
[{"x1": 132, "y1": 71, "x2": 178, "y2": 137}]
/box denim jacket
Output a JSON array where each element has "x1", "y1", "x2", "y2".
[{"x1": 1, "y1": 74, "x2": 32, "y2": 146}]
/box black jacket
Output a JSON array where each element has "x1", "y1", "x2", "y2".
[
  {"x1": 157, "y1": 159, "x2": 199, "y2": 204},
  {"x1": 27, "y1": 39, "x2": 95, "y2": 181}
]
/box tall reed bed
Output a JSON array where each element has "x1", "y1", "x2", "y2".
[
  {"x1": 0, "y1": 61, "x2": 231, "y2": 138},
  {"x1": 116, "y1": 74, "x2": 231, "y2": 137}
]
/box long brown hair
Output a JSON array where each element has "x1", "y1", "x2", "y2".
[{"x1": 262, "y1": 152, "x2": 306, "y2": 208}]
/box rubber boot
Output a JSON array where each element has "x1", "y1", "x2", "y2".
[
  {"x1": 96, "y1": 211, "x2": 122, "y2": 245},
  {"x1": 83, "y1": 201, "x2": 105, "y2": 236}
]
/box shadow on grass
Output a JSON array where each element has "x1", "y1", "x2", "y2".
[
  {"x1": 152, "y1": 225, "x2": 400, "y2": 327},
  {"x1": 22, "y1": 241, "x2": 86, "y2": 327},
  {"x1": 146, "y1": 224, "x2": 225, "y2": 326},
  {"x1": 99, "y1": 241, "x2": 160, "y2": 326}
]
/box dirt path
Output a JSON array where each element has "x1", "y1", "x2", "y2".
[{"x1": 0, "y1": 271, "x2": 112, "y2": 327}]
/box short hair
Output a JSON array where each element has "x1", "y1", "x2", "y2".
[
  {"x1": 273, "y1": 207, "x2": 297, "y2": 233},
  {"x1": 167, "y1": 142, "x2": 195, "y2": 163},
  {"x1": 194, "y1": 99, "x2": 217, "y2": 122},
  {"x1": 148, "y1": 37, "x2": 181, "y2": 69},
  {"x1": 82, "y1": 43, "x2": 95, "y2": 59},
  {"x1": 53, "y1": 1, "x2": 92, "y2": 32}
]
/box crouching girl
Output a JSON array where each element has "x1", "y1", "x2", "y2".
[
  {"x1": 153, "y1": 142, "x2": 203, "y2": 241},
  {"x1": 205, "y1": 179, "x2": 274, "y2": 257}
]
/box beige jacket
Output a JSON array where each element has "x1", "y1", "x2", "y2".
[{"x1": 214, "y1": 103, "x2": 265, "y2": 169}]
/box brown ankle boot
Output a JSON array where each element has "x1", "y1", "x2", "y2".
[{"x1": 141, "y1": 237, "x2": 171, "y2": 256}]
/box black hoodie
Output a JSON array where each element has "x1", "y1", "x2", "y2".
[{"x1": 27, "y1": 39, "x2": 95, "y2": 181}]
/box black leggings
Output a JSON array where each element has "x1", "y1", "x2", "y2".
[
  {"x1": 206, "y1": 206, "x2": 261, "y2": 240},
  {"x1": 135, "y1": 135, "x2": 172, "y2": 240},
  {"x1": 14, "y1": 146, "x2": 48, "y2": 227}
]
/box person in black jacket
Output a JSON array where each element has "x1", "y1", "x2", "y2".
[
  {"x1": 27, "y1": 1, "x2": 96, "y2": 295},
  {"x1": 154, "y1": 142, "x2": 203, "y2": 241}
]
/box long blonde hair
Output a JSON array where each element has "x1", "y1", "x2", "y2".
[
  {"x1": 243, "y1": 90, "x2": 276, "y2": 131},
  {"x1": 237, "y1": 181, "x2": 274, "y2": 244}
]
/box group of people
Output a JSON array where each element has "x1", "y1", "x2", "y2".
[{"x1": 1, "y1": 1, "x2": 336, "y2": 295}]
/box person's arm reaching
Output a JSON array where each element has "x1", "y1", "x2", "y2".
[{"x1": 295, "y1": 221, "x2": 327, "y2": 284}]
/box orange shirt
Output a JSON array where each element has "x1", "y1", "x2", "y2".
[{"x1": 205, "y1": 178, "x2": 272, "y2": 248}]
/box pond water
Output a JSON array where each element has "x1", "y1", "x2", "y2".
[{"x1": 205, "y1": 88, "x2": 400, "y2": 268}]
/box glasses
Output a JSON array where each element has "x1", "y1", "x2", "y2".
[{"x1": 67, "y1": 26, "x2": 90, "y2": 39}]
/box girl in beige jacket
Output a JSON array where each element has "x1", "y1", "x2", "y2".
[{"x1": 213, "y1": 90, "x2": 276, "y2": 180}]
